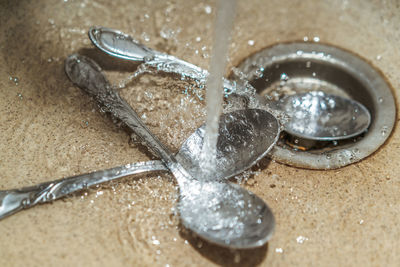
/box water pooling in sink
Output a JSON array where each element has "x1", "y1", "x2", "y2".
[{"x1": 2, "y1": 0, "x2": 400, "y2": 266}]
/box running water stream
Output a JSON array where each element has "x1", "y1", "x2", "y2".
[{"x1": 200, "y1": 0, "x2": 238, "y2": 176}]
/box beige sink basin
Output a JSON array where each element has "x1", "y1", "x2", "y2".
[{"x1": 1, "y1": 0, "x2": 399, "y2": 266}]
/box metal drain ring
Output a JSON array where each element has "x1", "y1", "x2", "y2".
[{"x1": 236, "y1": 43, "x2": 396, "y2": 169}]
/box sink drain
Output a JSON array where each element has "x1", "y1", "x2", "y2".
[{"x1": 235, "y1": 42, "x2": 396, "y2": 169}]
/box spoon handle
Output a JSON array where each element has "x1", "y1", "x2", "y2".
[
  {"x1": 65, "y1": 54, "x2": 189, "y2": 180},
  {"x1": 0, "y1": 160, "x2": 167, "y2": 220},
  {"x1": 88, "y1": 26, "x2": 237, "y2": 94}
]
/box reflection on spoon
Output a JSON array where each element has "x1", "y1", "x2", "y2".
[
  {"x1": 64, "y1": 54, "x2": 279, "y2": 249},
  {"x1": 273, "y1": 91, "x2": 371, "y2": 141},
  {"x1": 88, "y1": 26, "x2": 371, "y2": 141}
]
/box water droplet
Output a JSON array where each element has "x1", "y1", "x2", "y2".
[
  {"x1": 9, "y1": 76, "x2": 19, "y2": 85},
  {"x1": 22, "y1": 198, "x2": 30, "y2": 207},
  {"x1": 296, "y1": 235, "x2": 308, "y2": 244},
  {"x1": 303, "y1": 36, "x2": 309, "y2": 42},
  {"x1": 144, "y1": 91, "x2": 153, "y2": 99},
  {"x1": 376, "y1": 55, "x2": 382, "y2": 61},
  {"x1": 247, "y1": 40, "x2": 255, "y2": 46},
  {"x1": 381, "y1": 126, "x2": 389, "y2": 136},
  {"x1": 141, "y1": 32, "x2": 150, "y2": 42},
  {"x1": 47, "y1": 192, "x2": 56, "y2": 201},
  {"x1": 280, "y1": 73, "x2": 289, "y2": 81},
  {"x1": 234, "y1": 253, "x2": 241, "y2": 263},
  {"x1": 255, "y1": 68, "x2": 264, "y2": 78},
  {"x1": 275, "y1": 247, "x2": 284, "y2": 253},
  {"x1": 313, "y1": 36, "x2": 320, "y2": 42},
  {"x1": 204, "y1": 5, "x2": 212, "y2": 14},
  {"x1": 378, "y1": 97, "x2": 383, "y2": 103},
  {"x1": 326, "y1": 153, "x2": 332, "y2": 160},
  {"x1": 195, "y1": 36, "x2": 201, "y2": 42}
]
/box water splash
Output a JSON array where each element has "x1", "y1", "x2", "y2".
[{"x1": 200, "y1": 0, "x2": 237, "y2": 177}]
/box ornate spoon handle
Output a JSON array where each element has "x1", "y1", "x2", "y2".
[
  {"x1": 88, "y1": 26, "x2": 237, "y2": 93},
  {"x1": 0, "y1": 160, "x2": 166, "y2": 220},
  {"x1": 65, "y1": 54, "x2": 189, "y2": 182}
]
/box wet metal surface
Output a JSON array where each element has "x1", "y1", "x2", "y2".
[
  {"x1": 237, "y1": 42, "x2": 396, "y2": 169},
  {"x1": 1, "y1": 0, "x2": 400, "y2": 266},
  {"x1": 271, "y1": 91, "x2": 371, "y2": 141}
]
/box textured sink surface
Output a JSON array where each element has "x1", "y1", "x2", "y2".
[{"x1": 1, "y1": 0, "x2": 399, "y2": 266}]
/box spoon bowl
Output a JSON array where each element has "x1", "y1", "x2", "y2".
[
  {"x1": 179, "y1": 181, "x2": 274, "y2": 248},
  {"x1": 177, "y1": 109, "x2": 279, "y2": 180},
  {"x1": 271, "y1": 91, "x2": 371, "y2": 141},
  {"x1": 89, "y1": 26, "x2": 155, "y2": 61}
]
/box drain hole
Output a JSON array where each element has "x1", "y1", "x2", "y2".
[
  {"x1": 236, "y1": 42, "x2": 396, "y2": 169},
  {"x1": 279, "y1": 132, "x2": 364, "y2": 152}
]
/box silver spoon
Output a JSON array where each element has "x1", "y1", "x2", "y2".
[
  {"x1": 0, "y1": 100, "x2": 279, "y2": 221},
  {"x1": 64, "y1": 54, "x2": 278, "y2": 248},
  {"x1": 88, "y1": 26, "x2": 237, "y2": 93},
  {"x1": 88, "y1": 26, "x2": 372, "y2": 141},
  {"x1": 271, "y1": 91, "x2": 371, "y2": 141}
]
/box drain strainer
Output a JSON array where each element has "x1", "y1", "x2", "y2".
[{"x1": 236, "y1": 42, "x2": 396, "y2": 169}]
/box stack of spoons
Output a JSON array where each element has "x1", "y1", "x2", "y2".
[
  {"x1": 88, "y1": 26, "x2": 371, "y2": 142},
  {"x1": 0, "y1": 26, "x2": 372, "y2": 250}
]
